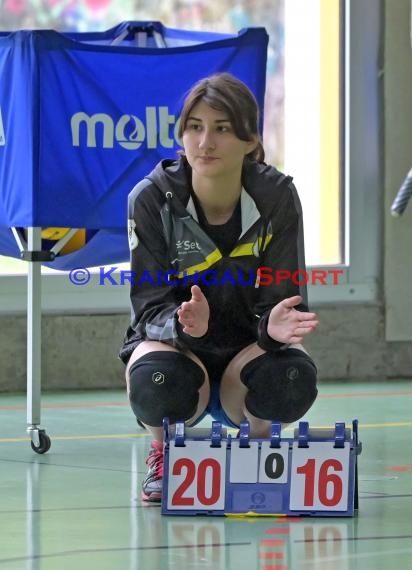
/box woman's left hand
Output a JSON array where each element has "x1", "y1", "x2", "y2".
[{"x1": 267, "y1": 295, "x2": 319, "y2": 344}]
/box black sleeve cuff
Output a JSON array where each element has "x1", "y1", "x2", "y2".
[
  {"x1": 257, "y1": 312, "x2": 290, "y2": 353},
  {"x1": 175, "y1": 318, "x2": 209, "y2": 347}
]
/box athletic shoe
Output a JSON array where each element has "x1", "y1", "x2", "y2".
[{"x1": 141, "y1": 440, "x2": 164, "y2": 502}]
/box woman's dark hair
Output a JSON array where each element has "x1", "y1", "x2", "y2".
[{"x1": 178, "y1": 72, "x2": 265, "y2": 163}]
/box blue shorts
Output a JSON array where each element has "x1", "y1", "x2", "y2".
[
  {"x1": 189, "y1": 347, "x2": 247, "y2": 429},
  {"x1": 192, "y1": 380, "x2": 239, "y2": 429}
]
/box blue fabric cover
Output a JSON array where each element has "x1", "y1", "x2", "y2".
[{"x1": 0, "y1": 22, "x2": 268, "y2": 269}]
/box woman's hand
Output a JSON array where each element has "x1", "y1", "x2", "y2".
[
  {"x1": 177, "y1": 285, "x2": 210, "y2": 337},
  {"x1": 267, "y1": 295, "x2": 319, "y2": 344}
]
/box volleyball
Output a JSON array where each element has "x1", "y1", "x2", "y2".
[{"x1": 40, "y1": 227, "x2": 92, "y2": 255}]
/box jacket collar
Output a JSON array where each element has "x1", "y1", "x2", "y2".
[{"x1": 147, "y1": 156, "x2": 293, "y2": 220}]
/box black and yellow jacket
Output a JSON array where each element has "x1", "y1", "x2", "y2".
[{"x1": 119, "y1": 157, "x2": 309, "y2": 364}]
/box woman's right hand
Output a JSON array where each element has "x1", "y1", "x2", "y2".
[{"x1": 177, "y1": 285, "x2": 210, "y2": 337}]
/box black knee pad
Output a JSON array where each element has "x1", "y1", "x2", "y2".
[
  {"x1": 128, "y1": 352, "x2": 205, "y2": 426},
  {"x1": 240, "y1": 349, "x2": 318, "y2": 423}
]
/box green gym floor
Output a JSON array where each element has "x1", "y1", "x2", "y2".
[{"x1": 1, "y1": 381, "x2": 411, "y2": 570}]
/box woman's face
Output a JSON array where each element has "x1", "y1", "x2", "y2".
[{"x1": 182, "y1": 100, "x2": 256, "y2": 181}]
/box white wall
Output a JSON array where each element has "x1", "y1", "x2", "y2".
[{"x1": 384, "y1": 0, "x2": 412, "y2": 341}]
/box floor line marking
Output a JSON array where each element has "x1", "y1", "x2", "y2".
[
  {"x1": 295, "y1": 534, "x2": 412, "y2": 543},
  {"x1": 319, "y1": 391, "x2": 412, "y2": 399},
  {"x1": 295, "y1": 546, "x2": 412, "y2": 566},
  {"x1": 360, "y1": 493, "x2": 412, "y2": 500},
  {"x1": 0, "y1": 433, "x2": 150, "y2": 443},
  {"x1": 0, "y1": 421, "x2": 411, "y2": 444},
  {"x1": 0, "y1": 402, "x2": 130, "y2": 411},
  {"x1": 1, "y1": 390, "x2": 412, "y2": 411},
  {"x1": 0, "y1": 541, "x2": 251, "y2": 565}
]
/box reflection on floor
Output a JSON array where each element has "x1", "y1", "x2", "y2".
[{"x1": 1, "y1": 381, "x2": 411, "y2": 570}]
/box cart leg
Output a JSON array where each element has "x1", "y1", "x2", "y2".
[{"x1": 26, "y1": 228, "x2": 51, "y2": 454}]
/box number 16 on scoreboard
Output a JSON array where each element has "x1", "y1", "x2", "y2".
[{"x1": 290, "y1": 442, "x2": 351, "y2": 512}]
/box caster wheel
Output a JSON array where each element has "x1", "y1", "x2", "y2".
[{"x1": 31, "y1": 430, "x2": 51, "y2": 454}]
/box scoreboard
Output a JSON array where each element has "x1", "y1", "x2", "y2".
[{"x1": 162, "y1": 419, "x2": 360, "y2": 517}]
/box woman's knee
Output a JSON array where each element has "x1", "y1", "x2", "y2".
[
  {"x1": 126, "y1": 341, "x2": 179, "y2": 380},
  {"x1": 240, "y1": 348, "x2": 318, "y2": 423},
  {"x1": 127, "y1": 344, "x2": 208, "y2": 426}
]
